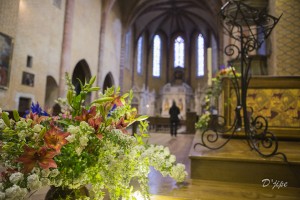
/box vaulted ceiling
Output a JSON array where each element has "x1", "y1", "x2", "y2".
[{"x1": 117, "y1": 0, "x2": 224, "y2": 44}]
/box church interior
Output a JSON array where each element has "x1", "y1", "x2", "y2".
[{"x1": 0, "y1": 0, "x2": 300, "y2": 199}]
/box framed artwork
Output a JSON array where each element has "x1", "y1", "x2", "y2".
[{"x1": 0, "y1": 32, "x2": 13, "y2": 88}]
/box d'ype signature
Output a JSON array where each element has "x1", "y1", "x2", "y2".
[{"x1": 262, "y1": 178, "x2": 288, "y2": 189}]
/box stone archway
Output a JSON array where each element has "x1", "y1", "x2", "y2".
[
  {"x1": 72, "y1": 59, "x2": 92, "y2": 103},
  {"x1": 45, "y1": 76, "x2": 59, "y2": 111},
  {"x1": 102, "y1": 72, "x2": 114, "y2": 92}
]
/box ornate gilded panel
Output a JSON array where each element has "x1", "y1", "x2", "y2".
[{"x1": 230, "y1": 89, "x2": 300, "y2": 128}]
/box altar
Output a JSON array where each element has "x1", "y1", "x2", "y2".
[{"x1": 160, "y1": 82, "x2": 193, "y2": 120}]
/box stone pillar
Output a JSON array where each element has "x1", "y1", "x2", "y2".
[
  {"x1": 97, "y1": 0, "x2": 116, "y2": 90},
  {"x1": 58, "y1": 0, "x2": 75, "y2": 97}
]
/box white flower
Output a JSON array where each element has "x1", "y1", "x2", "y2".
[
  {"x1": 67, "y1": 125, "x2": 79, "y2": 135},
  {"x1": 79, "y1": 121, "x2": 95, "y2": 135},
  {"x1": 5, "y1": 185, "x2": 27, "y2": 200},
  {"x1": 160, "y1": 171, "x2": 169, "y2": 177},
  {"x1": 157, "y1": 145, "x2": 164, "y2": 151},
  {"x1": 40, "y1": 178, "x2": 50, "y2": 186},
  {"x1": 53, "y1": 179, "x2": 62, "y2": 187},
  {"x1": 79, "y1": 136, "x2": 89, "y2": 147},
  {"x1": 163, "y1": 147, "x2": 170, "y2": 156},
  {"x1": 170, "y1": 163, "x2": 187, "y2": 183},
  {"x1": 32, "y1": 124, "x2": 43, "y2": 133},
  {"x1": 15, "y1": 120, "x2": 25, "y2": 127},
  {"x1": 9, "y1": 172, "x2": 24, "y2": 184},
  {"x1": 41, "y1": 169, "x2": 50, "y2": 177},
  {"x1": 0, "y1": 192, "x2": 5, "y2": 200},
  {"x1": 27, "y1": 174, "x2": 42, "y2": 191},
  {"x1": 31, "y1": 167, "x2": 40, "y2": 175},
  {"x1": 0, "y1": 119, "x2": 6, "y2": 129},
  {"x1": 132, "y1": 191, "x2": 144, "y2": 200},
  {"x1": 66, "y1": 134, "x2": 76, "y2": 143},
  {"x1": 17, "y1": 130, "x2": 26, "y2": 140},
  {"x1": 165, "y1": 160, "x2": 172, "y2": 168},
  {"x1": 75, "y1": 146, "x2": 83, "y2": 155},
  {"x1": 169, "y1": 155, "x2": 176, "y2": 163},
  {"x1": 49, "y1": 169, "x2": 59, "y2": 178},
  {"x1": 79, "y1": 121, "x2": 90, "y2": 130}
]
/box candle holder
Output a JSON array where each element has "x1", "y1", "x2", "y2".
[{"x1": 194, "y1": 0, "x2": 287, "y2": 161}]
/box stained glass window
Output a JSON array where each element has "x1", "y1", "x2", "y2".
[
  {"x1": 152, "y1": 35, "x2": 161, "y2": 77},
  {"x1": 136, "y1": 36, "x2": 143, "y2": 74},
  {"x1": 174, "y1": 36, "x2": 184, "y2": 68},
  {"x1": 197, "y1": 34, "x2": 205, "y2": 76}
]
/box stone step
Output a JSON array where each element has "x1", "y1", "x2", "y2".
[
  {"x1": 189, "y1": 132, "x2": 300, "y2": 187},
  {"x1": 151, "y1": 179, "x2": 300, "y2": 200}
]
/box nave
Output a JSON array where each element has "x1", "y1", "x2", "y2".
[{"x1": 31, "y1": 132, "x2": 300, "y2": 200}]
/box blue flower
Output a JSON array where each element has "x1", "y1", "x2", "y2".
[
  {"x1": 107, "y1": 104, "x2": 117, "y2": 117},
  {"x1": 25, "y1": 102, "x2": 49, "y2": 117},
  {"x1": 220, "y1": 64, "x2": 226, "y2": 69}
]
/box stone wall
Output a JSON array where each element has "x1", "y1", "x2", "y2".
[
  {"x1": 71, "y1": 0, "x2": 101, "y2": 79},
  {"x1": 0, "y1": 0, "x2": 65, "y2": 110},
  {"x1": 101, "y1": 2, "x2": 121, "y2": 88},
  {"x1": 0, "y1": 0, "x2": 19, "y2": 110},
  {"x1": 0, "y1": 0, "x2": 103, "y2": 111}
]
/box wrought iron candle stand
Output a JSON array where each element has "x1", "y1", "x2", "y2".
[{"x1": 194, "y1": 0, "x2": 287, "y2": 161}]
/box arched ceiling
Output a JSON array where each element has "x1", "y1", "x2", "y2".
[{"x1": 117, "y1": 0, "x2": 224, "y2": 43}]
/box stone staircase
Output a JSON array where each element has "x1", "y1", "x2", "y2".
[{"x1": 190, "y1": 132, "x2": 300, "y2": 187}]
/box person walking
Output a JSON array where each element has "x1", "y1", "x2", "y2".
[{"x1": 169, "y1": 100, "x2": 180, "y2": 137}]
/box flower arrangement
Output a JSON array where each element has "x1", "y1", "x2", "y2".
[
  {"x1": 195, "y1": 66, "x2": 240, "y2": 130},
  {"x1": 0, "y1": 74, "x2": 187, "y2": 200},
  {"x1": 195, "y1": 111, "x2": 211, "y2": 131}
]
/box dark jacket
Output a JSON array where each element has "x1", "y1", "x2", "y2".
[{"x1": 169, "y1": 103, "x2": 180, "y2": 122}]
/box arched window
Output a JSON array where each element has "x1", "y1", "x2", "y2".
[
  {"x1": 197, "y1": 34, "x2": 205, "y2": 76},
  {"x1": 152, "y1": 35, "x2": 161, "y2": 77},
  {"x1": 125, "y1": 30, "x2": 132, "y2": 69},
  {"x1": 174, "y1": 36, "x2": 184, "y2": 68},
  {"x1": 136, "y1": 36, "x2": 143, "y2": 74}
]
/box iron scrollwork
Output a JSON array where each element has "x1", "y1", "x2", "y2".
[{"x1": 194, "y1": 0, "x2": 287, "y2": 161}]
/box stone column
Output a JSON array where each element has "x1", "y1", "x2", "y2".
[
  {"x1": 58, "y1": 0, "x2": 75, "y2": 97},
  {"x1": 97, "y1": 0, "x2": 116, "y2": 90}
]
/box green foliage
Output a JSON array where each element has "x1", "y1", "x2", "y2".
[
  {"x1": 0, "y1": 74, "x2": 187, "y2": 200},
  {"x1": 195, "y1": 112, "x2": 211, "y2": 130},
  {"x1": 195, "y1": 67, "x2": 240, "y2": 131}
]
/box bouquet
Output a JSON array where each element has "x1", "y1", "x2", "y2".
[
  {"x1": 0, "y1": 74, "x2": 187, "y2": 200},
  {"x1": 195, "y1": 66, "x2": 241, "y2": 130}
]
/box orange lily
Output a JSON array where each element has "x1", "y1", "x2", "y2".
[
  {"x1": 26, "y1": 112, "x2": 48, "y2": 125},
  {"x1": 115, "y1": 117, "x2": 129, "y2": 133},
  {"x1": 17, "y1": 146, "x2": 58, "y2": 174},
  {"x1": 96, "y1": 133, "x2": 103, "y2": 140},
  {"x1": 44, "y1": 126, "x2": 70, "y2": 152},
  {"x1": 111, "y1": 95, "x2": 123, "y2": 107},
  {"x1": 75, "y1": 106, "x2": 97, "y2": 122},
  {"x1": 88, "y1": 117, "x2": 102, "y2": 131}
]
